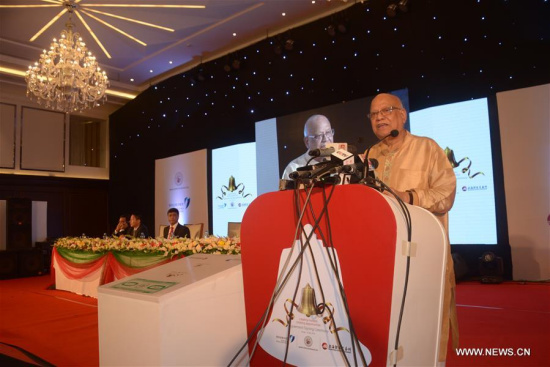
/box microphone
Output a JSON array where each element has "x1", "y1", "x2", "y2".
[
  {"x1": 292, "y1": 143, "x2": 358, "y2": 183},
  {"x1": 309, "y1": 146, "x2": 335, "y2": 157},
  {"x1": 309, "y1": 143, "x2": 356, "y2": 158},
  {"x1": 342, "y1": 159, "x2": 378, "y2": 176},
  {"x1": 303, "y1": 161, "x2": 340, "y2": 179},
  {"x1": 289, "y1": 169, "x2": 312, "y2": 179},
  {"x1": 330, "y1": 144, "x2": 356, "y2": 166},
  {"x1": 317, "y1": 175, "x2": 341, "y2": 185},
  {"x1": 369, "y1": 158, "x2": 379, "y2": 169},
  {"x1": 363, "y1": 130, "x2": 399, "y2": 182},
  {"x1": 295, "y1": 160, "x2": 333, "y2": 171},
  {"x1": 310, "y1": 144, "x2": 357, "y2": 179},
  {"x1": 289, "y1": 159, "x2": 334, "y2": 179}
]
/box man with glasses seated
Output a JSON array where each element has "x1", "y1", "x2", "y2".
[
  {"x1": 367, "y1": 93, "x2": 458, "y2": 364},
  {"x1": 282, "y1": 114, "x2": 335, "y2": 180}
]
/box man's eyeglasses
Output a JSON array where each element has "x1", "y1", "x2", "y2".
[
  {"x1": 307, "y1": 129, "x2": 334, "y2": 141},
  {"x1": 367, "y1": 106, "x2": 402, "y2": 120}
]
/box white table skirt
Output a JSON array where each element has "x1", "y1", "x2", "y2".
[{"x1": 53, "y1": 256, "x2": 105, "y2": 298}]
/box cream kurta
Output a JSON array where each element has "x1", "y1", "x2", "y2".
[{"x1": 369, "y1": 130, "x2": 458, "y2": 361}]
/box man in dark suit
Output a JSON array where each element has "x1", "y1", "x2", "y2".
[
  {"x1": 129, "y1": 213, "x2": 149, "y2": 238},
  {"x1": 112, "y1": 214, "x2": 130, "y2": 237},
  {"x1": 163, "y1": 208, "x2": 190, "y2": 239}
]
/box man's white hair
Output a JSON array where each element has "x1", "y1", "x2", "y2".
[{"x1": 303, "y1": 114, "x2": 331, "y2": 137}]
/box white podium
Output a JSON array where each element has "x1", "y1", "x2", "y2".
[
  {"x1": 98, "y1": 254, "x2": 248, "y2": 366},
  {"x1": 240, "y1": 186, "x2": 448, "y2": 366}
]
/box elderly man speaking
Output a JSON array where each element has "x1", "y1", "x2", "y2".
[{"x1": 367, "y1": 92, "x2": 458, "y2": 364}]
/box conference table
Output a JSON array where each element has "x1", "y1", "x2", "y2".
[{"x1": 51, "y1": 236, "x2": 241, "y2": 298}]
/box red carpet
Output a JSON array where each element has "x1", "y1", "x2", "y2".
[
  {"x1": 0, "y1": 276, "x2": 98, "y2": 366},
  {"x1": 447, "y1": 282, "x2": 550, "y2": 367},
  {"x1": 1, "y1": 276, "x2": 549, "y2": 366}
]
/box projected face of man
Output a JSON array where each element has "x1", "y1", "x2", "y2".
[
  {"x1": 369, "y1": 93, "x2": 407, "y2": 142},
  {"x1": 303, "y1": 115, "x2": 334, "y2": 151}
]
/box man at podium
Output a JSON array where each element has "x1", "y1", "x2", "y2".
[{"x1": 366, "y1": 93, "x2": 458, "y2": 363}]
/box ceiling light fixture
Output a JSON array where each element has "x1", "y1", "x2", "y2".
[
  {"x1": 25, "y1": 12, "x2": 109, "y2": 113},
  {"x1": 398, "y1": 0, "x2": 410, "y2": 12},
  {"x1": 387, "y1": 0, "x2": 411, "y2": 17},
  {"x1": 386, "y1": 3, "x2": 398, "y2": 17},
  {"x1": 284, "y1": 39, "x2": 294, "y2": 51},
  {"x1": 0, "y1": 0, "x2": 206, "y2": 59}
]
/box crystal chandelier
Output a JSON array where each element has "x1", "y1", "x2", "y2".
[{"x1": 25, "y1": 20, "x2": 109, "y2": 113}]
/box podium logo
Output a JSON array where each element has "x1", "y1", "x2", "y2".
[{"x1": 304, "y1": 336, "x2": 313, "y2": 347}]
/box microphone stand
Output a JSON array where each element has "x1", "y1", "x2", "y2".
[{"x1": 361, "y1": 130, "x2": 399, "y2": 185}]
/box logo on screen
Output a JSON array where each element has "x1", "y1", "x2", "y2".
[
  {"x1": 462, "y1": 185, "x2": 487, "y2": 192},
  {"x1": 216, "y1": 175, "x2": 252, "y2": 200},
  {"x1": 174, "y1": 172, "x2": 184, "y2": 186},
  {"x1": 445, "y1": 147, "x2": 484, "y2": 179}
]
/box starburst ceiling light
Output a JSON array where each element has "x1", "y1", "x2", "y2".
[{"x1": 1, "y1": 0, "x2": 206, "y2": 111}]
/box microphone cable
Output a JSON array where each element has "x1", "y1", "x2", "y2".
[
  {"x1": 303, "y1": 185, "x2": 368, "y2": 366},
  {"x1": 282, "y1": 181, "x2": 342, "y2": 365},
  {"x1": 231, "y1": 181, "x2": 339, "y2": 366},
  {"x1": 319, "y1": 185, "x2": 368, "y2": 367},
  {"x1": 375, "y1": 179, "x2": 413, "y2": 367},
  {"x1": 227, "y1": 184, "x2": 317, "y2": 366},
  {"x1": 296, "y1": 184, "x2": 356, "y2": 367}
]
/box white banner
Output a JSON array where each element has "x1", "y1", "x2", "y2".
[
  {"x1": 410, "y1": 98, "x2": 497, "y2": 245},
  {"x1": 212, "y1": 143, "x2": 257, "y2": 236},
  {"x1": 155, "y1": 149, "x2": 208, "y2": 237}
]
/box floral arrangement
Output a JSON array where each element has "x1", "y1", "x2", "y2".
[{"x1": 54, "y1": 236, "x2": 241, "y2": 258}]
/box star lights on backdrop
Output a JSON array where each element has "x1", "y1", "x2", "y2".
[{"x1": 102, "y1": 0, "x2": 548, "y2": 158}]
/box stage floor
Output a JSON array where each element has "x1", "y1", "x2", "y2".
[{"x1": 1, "y1": 276, "x2": 548, "y2": 366}]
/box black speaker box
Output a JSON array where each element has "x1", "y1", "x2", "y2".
[
  {"x1": 6, "y1": 198, "x2": 32, "y2": 250},
  {"x1": 18, "y1": 249, "x2": 44, "y2": 277},
  {"x1": 0, "y1": 249, "x2": 46, "y2": 279},
  {"x1": 35, "y1": 241, "x2": 53, "y2": 274},
  {"x1": 452, "y1": 252, "x2": 469, "y2": 281},
  {"x1": 0, "y1": 251, "x2": 18, "y2": 279}
]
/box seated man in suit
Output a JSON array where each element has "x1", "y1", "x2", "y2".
[
  {"x1": 163, "y1": 208, "x2": 191, "y2": 239},
  {"x1": 112, "y1": 214, "x2": 130, "y2": 237},
  {"x1": 128, "y1": 213, "x2": 149, "y2": 238}
]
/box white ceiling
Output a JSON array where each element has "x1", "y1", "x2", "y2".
[{"x1": 0, "y1": 0, "x2": 354, "y2": 99}]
